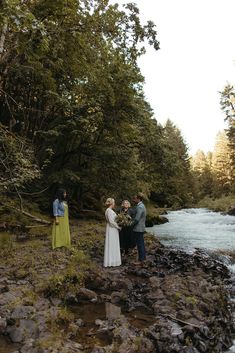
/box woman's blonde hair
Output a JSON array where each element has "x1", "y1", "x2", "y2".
[
  {"x1": 121, "y1": 200, "x2": 131, "y2": 208},
  {"x1": 105, "y1": 198, "x2": 115, "y2": 207}
]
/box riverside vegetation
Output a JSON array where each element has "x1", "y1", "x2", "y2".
[
  {"x1": 1, "y1": 1, "x2": 235, "y2": 352},
  {"x1": 0, "y1": 206, "x2": 235, "y2": 353}
]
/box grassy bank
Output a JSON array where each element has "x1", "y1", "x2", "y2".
[{"x1": 197, "y1": 195, "x2": 235, "y2": 212}]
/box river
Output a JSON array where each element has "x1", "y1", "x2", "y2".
[
  {"x1": 148, "y1": 208, "x2": 235, "y2": 251},
  {"x1": 148, "y1": 208, "x2": 235, "y2": 353}
]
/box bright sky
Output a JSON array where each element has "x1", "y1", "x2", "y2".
[{"x1": 115, "y1": 0, "x2": 235, "y2": 154}]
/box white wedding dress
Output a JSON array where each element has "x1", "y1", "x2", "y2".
[{"x1": 104, "y1": 208, "x2": 121, "y2": 267}]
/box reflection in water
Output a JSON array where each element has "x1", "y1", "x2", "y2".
[
  {"x1": 0, "y1": 336, "x2": 19, "y2": 353},
  {"x1": 105, "y1": 302, "x2": 121, "y2": 320}
]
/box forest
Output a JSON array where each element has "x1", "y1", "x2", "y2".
[
  {"x1": 0, "y1": 0, "x2": 234, "y2": 215},
  {"x1": 1, "y1": 2, "x2": 235, "y2": 353}
]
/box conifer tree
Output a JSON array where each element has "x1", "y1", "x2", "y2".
[{"x1": 212, "y1": 131, "x2": 233, "y2": 195}]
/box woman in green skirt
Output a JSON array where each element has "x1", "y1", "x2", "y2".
[{"x1": 52, "y1": 188, "x2": 71, "y2": 249}]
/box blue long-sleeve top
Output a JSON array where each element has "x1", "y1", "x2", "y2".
[{"x1": 53, "y1": 199, "x2": 65, "y2": 217}]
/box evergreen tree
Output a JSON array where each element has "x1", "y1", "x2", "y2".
[
  {"x1": 158, "y1": 119, "x2": 193, "y2": 207},
  {"x1": 0, "y1": 0, "x2": 195, "y2": 210},
  {"x1": 191, "y1": 149, "x2": 214, "y2": 198},
  {"x1": 220, "y1": 84, "x2": 235, "y2": 189},
  {"x1": 212, "y1": 131, "x2": 233, "y2": 195}
]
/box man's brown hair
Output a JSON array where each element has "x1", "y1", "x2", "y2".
[{"x1": 136, "y1": 192, "x2": 144, "y2": 201}]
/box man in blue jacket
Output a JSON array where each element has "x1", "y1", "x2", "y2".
[{"x1": 132, "y1": 193, "x2": 147, "y2": 265}]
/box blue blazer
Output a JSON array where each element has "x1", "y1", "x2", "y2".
[
  {"x1": 133, "y1": 202, "x2": 146, "y2": 232},
  {"x1": 53, "y1": 199, "x2": 65, "y2": 217}
]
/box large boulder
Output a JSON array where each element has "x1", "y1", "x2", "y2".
[
  {"x1": 145, "y1": 214, "x2": 169, "y2": 227},
  {"x1": 227, "y1": 206, "x2": 235, "y2": 216}
]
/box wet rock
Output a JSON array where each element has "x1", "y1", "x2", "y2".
[
  {"x1": 50, "y1": 297, "x2": 62, "y2": 306},
  {"x1": 100, "y1": 294, "x2": 111, "y2": 301},
  {"x1": 77, "y1": 287, "x2": 98, "y2": 302},
  {"x1": 75, "y1": 318, "x2": 84, "y2": 326},
  {"x1": 34, "y1": 298, "x2": 50, "y2": 311},
  {"x1": 113, "y1": 323, "x2": 136, "y2": 341},
  {"x1": 184, "y1": 324, "x2": 197, "y2": 335},
  {"x1": 0, "y1": 317, "x2": 7, "y2": 333},
  {"x1": 65, "y1": 292, "x2": 77, "y2": 304},
  {"x1": 20, "y1": 339, "x2": 38, "y2": 353},
  {"x1": 145, "y1": 214, "x2": 169, "y2": 227},
  {"x1": 115, "y1": 278, "x2": 133, "y2": 290},
  {"x1": 91, "y1": 347, "x2": 106, "y2": 353},
  {"x1": 186, "y1": 317, "x2": 202, "y2": 327},
  {"x1": 11, "y1": 305, "x2": 35, "y2": 319},
  {"x1": 176, "y1": 310, "x2": 192, "y2": 320},
  {"x1": 111, "y1": 291, "x2": 126, "y2": 304},
  {"x1": 7, "y1": 319, "x2": 38, "y2": 343},
  {"x1": 0, "y1": 231, "x2": 234, "y2": 353},
  {"x1": 146, "y1": 326, "x2": 160, "y2": 340},
  {"x1": 95, "y1": 319, "x2": 104, "y2": 326},
  {"x1": 184, "y1": 348, "x2": 200, "y2": 353},
  {"x1": 153, "y1": 302, "x2": 172, "y2": 315},
  {"x1": 198, "y1": 301, "x2": 210, "y2": 314},
  {"x1": 0, "y1": 292, "x2": 17, "y2": 306},
  {"x1": 0, "y1": 283, "x2": 9, "y2": 293},
  {"x1": 67, "y1": 322, "x2": 79, "y2": 338},
  {"x1": 197, "y1": 340, "x2": 208, "y2": 352},
  {"x1": 169, "y1": 321, "x2": 183, "y2": 337},
  {"x1": 149, "y1": 276, "x2": 161, "y2": 287},
  {"x1": 147, "y1": 288, "x2": 164, "y2": 301},
  {"x1": 7, "y1": 325, "x2": 23, "y2": 343},
  {"x1": 227, "y1": 206, "x2": 235, "y2": 216},
  {"x1": 48, "y1": 306, "x2": 59, "y2": 320}
]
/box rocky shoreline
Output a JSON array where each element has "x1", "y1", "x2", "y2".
[{"x1": 0, "y1": 221, "x2": 234, "y2": 353}]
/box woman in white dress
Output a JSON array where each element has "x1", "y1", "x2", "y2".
[{"x1": 104, "y1": 198, "x2": 122, "y2": 267}]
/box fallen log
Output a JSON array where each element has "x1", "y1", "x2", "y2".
[{"x1": 0, "y1": 202, "x2": 51, "y2": 225}]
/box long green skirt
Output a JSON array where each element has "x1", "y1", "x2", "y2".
[{"x1": 52, "y1": 203, "x2": 71, "y2": 249}]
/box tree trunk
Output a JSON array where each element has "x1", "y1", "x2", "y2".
[
  {"x1": 0, "y1": 23, "x2": 8, "y2": 60},
  {"x1": 0, "y1": 201, "x2": 51, "y2": 225}
]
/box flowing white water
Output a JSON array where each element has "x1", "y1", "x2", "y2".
[
  {"x1": 148, "y1": 208, "x2": 235, "y2": 251},
  {"x1": 148, "y1": 208, "x2": 235, "y2": 352}
]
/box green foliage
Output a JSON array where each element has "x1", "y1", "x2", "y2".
[
  {"x1": 149, "y1": 119, "x2": 193, "y2": 206},
  {"x1": 212, "y1": 131, "x2": 233, "y2": 195},
  {"x1": 197, "y1": 194, "x2": 235, "y2": 212},
  {"x1": 220, "y1": 84, "x2": 235, "y2": 190},
  {"x1": 0, "y1": 0, "x2": 193, "y2": 209},
  {"x1": 191, "y1": 131, "x2": 233, "y2": 199},
  {"x1": 0, "y1": 232, "x2": 13, "y2": 249},
  {"x1": 191, "y1": 149, "x2": 214, "y2": 199},
  {"x1": 0, "y1": 125, "x2": 40, "y2": 192},
  {"x1": 44, "y1": 248, "x2": 91, "y2": 298}
]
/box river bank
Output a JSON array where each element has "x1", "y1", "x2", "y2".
[
  {"x1": 196, "y1": 195, "x2": 235, "y2": 214},
  {"x1": 0, "y1": 219, "x2": 234, "y2": 353}
]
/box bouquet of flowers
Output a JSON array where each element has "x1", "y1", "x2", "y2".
[{"x1": 115, "y1": 212, "x2": 132, "y2": 227}]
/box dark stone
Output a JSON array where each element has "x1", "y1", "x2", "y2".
[
  {"x1": 65, "y1": 292, "x2": 77, "y2": 304},
  {"x1": 227, "y1": 206, "x2": 235, "y2": 216},
  {"x1": 145, "y1": 214, "x2": 169, "y2": 227},
  {"x1": 0, "y1": 317, "x2": 7, "y2": 333},
  {"x1": 75, "y1": 318, "x2": 84, "y2": 327},
  {"x1": 11, "y1": 306, "x2": 35, "y2": 319},
  {"x1": 111, "y1": 291, "x2": 126, "y2": 304},
  {"x1": 77, "y1": 287, "x2": 98, "y2": 302},
  {"x1": 7, "y1": 319, "x2": 39, "y2": 343}
]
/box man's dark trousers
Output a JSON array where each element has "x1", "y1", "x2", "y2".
[{"x1": 133, "y1": 231, "x2": 146, "y2": 261}]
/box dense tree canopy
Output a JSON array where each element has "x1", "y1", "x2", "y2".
[{"x1": 0, "y1": 0, "x2": 194, "y2": 211}]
